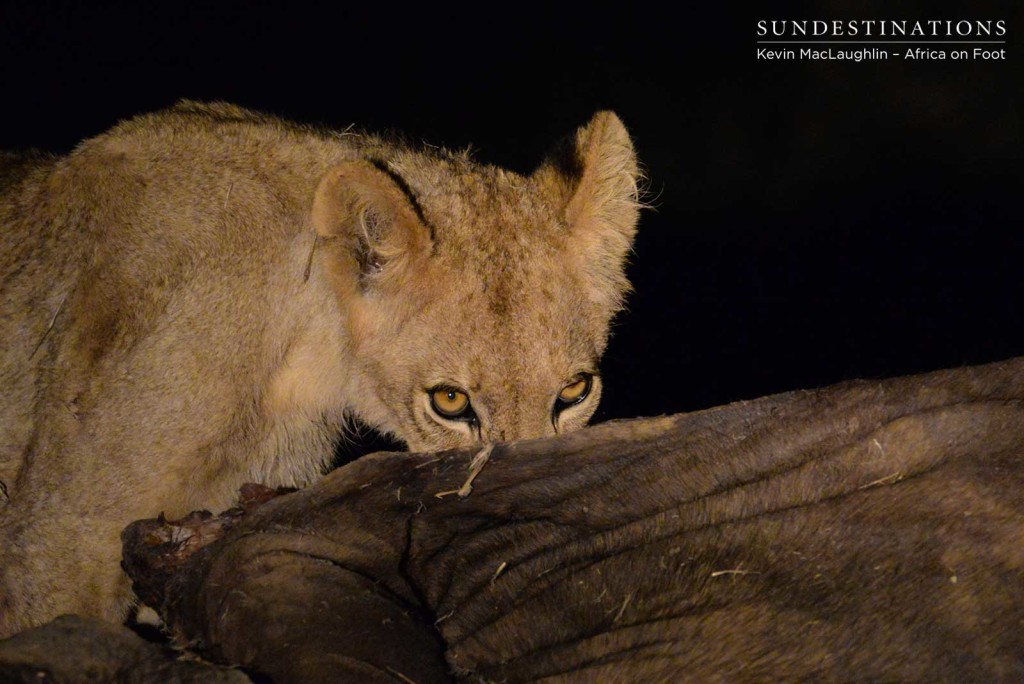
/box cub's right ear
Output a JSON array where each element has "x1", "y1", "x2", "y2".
[
  {"x1": 311, "y1": 160, "x2": 432, "y2": 291},
  {"x1": 533, "y1": 111, "x2": 643, "y2": 312}
]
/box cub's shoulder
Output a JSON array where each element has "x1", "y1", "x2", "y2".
[
  {"x1": 0, "y1": 150, "x2": 58, "y2": 194},
  {"x1": 77, "y1": 100, "x2": 373, "y2": 172}
]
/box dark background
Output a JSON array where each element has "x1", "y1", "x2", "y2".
[{"x1": 2, "y1": 2, "x2": 1021, "y2": 443}]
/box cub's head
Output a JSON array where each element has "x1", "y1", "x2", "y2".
[{"x1": 312, "y1": 112, "x2": 641, "y2": 451}]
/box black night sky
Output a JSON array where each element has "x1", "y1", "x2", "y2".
[{"x1": 2, "y1": 1, "x2": 1021, "y2": 444}]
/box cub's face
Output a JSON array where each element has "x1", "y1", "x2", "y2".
[
  {"x1": 312, "y1": 112, "x2": 639, "y2": 451},
  {"x1": 347, "y1": 184, "x2": 610, "y2": 451}
]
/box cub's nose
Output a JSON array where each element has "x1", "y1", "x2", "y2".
[{"x1": 483, "y1": 415, "x2": 556, "y2": 445}]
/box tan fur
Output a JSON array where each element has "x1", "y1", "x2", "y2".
[{"x1": 0, "y1": 102, "x2": 641, "y2": 635}]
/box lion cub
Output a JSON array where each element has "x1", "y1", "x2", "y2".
[{"x1": 0, "y1": 102, "x2": 641, "y2": 634}]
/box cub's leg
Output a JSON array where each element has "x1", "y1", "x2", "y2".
[{"x1": 0, "y1": 284, "x2": 333, "y2": 636}]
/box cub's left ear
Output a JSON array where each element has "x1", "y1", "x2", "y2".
[
  {"x1": 535, "y1": 111, "x2": 642, "y2": 311},
  {"x1": 310, "y1": 160, "x2": 432, "y2": 294}
]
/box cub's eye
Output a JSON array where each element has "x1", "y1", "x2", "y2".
[
  {"x1": 430, "y1": 387, "x2": 472, "y2": 419},
  {"x1": 557, "y1": 373, "x2": 592, "y2": 407}
]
